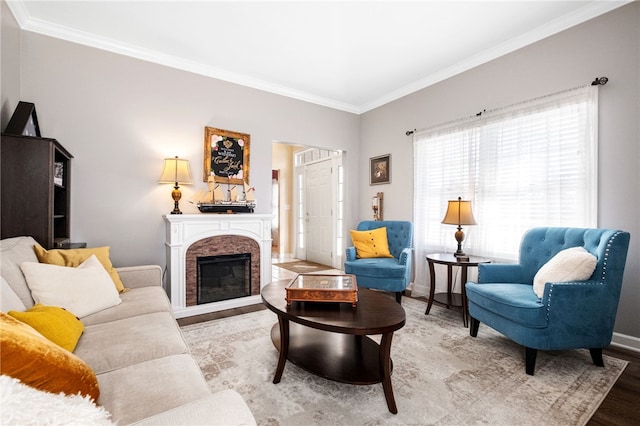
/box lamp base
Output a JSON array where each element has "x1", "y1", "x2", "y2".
[
  {"x1": 454, "y1": 252, "x2": 470, "y2": 261},
  {"x1": 170, "y1": 186, "x2": 183, "y2": 214},
  {"x1": 453, "y1": 227, "x2": 468, "y2": 260}
]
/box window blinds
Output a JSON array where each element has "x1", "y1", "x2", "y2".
[{"x1": 412, "y1": 85, "x2": 598, "y2": 295}]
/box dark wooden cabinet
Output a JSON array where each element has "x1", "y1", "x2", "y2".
[{"x1": 1, "y1": 134, "x2": 73, "y2": 248}]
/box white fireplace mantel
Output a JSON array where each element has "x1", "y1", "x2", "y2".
[{"x1": 164, "y1": 213, "x2": 272, "y2": 318}]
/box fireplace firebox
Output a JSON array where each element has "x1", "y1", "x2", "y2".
[{"x1": 197, "y1": 253, "x2": 251, "y2": 304}]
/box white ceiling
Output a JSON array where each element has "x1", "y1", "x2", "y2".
[{"x1": 7, "y1": 1, "x2": 630, "y2": 114}]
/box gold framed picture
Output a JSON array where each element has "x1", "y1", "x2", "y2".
[{"x1": 203, "y1": 127, "x2": 250, "y2": 184}]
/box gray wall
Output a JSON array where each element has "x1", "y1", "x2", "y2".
[
  {"x1": 360, "y1": 3, "x2": 640, "y2": 340},
  {"x1": 2, "y1": 11, "x2": 360, "y2": 269},
  {"x1": 1, "y1": 1, "x2": 21, "y2": 125}
]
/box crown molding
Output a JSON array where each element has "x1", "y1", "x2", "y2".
[
  {"x1": 6, "y1": 1, "x2": 631, "y2": 115},
  {"x1": 5, "y1": 1, "x2": 362, "y2": 114}
]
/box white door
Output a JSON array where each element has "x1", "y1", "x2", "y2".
[{"x1": 304, "y1": 159, "x2": 333, "y2": 266}]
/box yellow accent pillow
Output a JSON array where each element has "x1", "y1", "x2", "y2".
[
  {"x1": 33, "y1": 244, "x2": 128, "y2": 293},
  {"x1": 350, "y1": 227, "x2": 394, "y2": 259},
  {"x1": 0, "y1": 312, "x2": 100, "y2": 401},
  {"x1": 8, "y1": 304, "x2": 84, "y2": 352}
]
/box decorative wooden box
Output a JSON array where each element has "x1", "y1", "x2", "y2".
[{"x1": 285, "y1": 274, "x2": 358, "y2": 307}]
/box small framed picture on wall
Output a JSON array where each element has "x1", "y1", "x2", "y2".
[{"x1": 370, "y1": 154, "x2": 390, "y2": 185}]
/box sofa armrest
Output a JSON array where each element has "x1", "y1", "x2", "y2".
[
  {"x1": 541, "y1": 280, "x2": 618, "y2": 347},
  {"x1": 478, "y1": 263, "x2": 527, "y2": 284},
  {"x1": 542, "y1": 281, "x2": 615, "y2": 327},
  {"x1": 129, "y1": 391, "x2": 256, "y2": 426},
  {"x1": 345, "y1": 246, "x2": 357, "y2": 261},
  {"x1": 398, "y1": 247, "x2": 412, "y2": 265},
  {"x1": 116, "y1": 265, "x2": 162, "y2": 289}
]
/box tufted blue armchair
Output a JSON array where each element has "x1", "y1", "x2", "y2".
[
  {"x1": 466, "y1": 227, "x2": 630, "y2": 375},
  {"x1": 344, "y1": 221, "x2": 413, "y2": 303}
]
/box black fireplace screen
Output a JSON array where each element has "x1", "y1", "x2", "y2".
[{"x1": 197, "y1": 253, "x2": 251, "y2": 304}]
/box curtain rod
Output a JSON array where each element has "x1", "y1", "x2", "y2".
[{"x1": 405, "y1": 76, "x2": 608, "y2": 136}]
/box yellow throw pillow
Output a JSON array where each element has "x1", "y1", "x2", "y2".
[
  {"x1": 0, "y1": 312, "x2": 100, "y2": 401},
  {"x1": 33, "y1": 244, "x2": 128, "y2": 293},
  {"x1": 8, "y1": 304, "x2": 84, "y2": 352},
  {"x1": 350, "y1": 227, "x2": 394, "y2": 259}
]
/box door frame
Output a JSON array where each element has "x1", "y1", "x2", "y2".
[{"x1": 293, "y1": 149, "x2": 344, "y2": 268}]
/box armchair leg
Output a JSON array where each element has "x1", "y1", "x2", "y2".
[
  {"x1": 395, "y1": 291, "x2": 404, "y2": 304},
  {"x1": 525, "y1": 347, "x2": 537, "y2": 376},
  {"x1": 469, "y1": 317, "x2": 480, "y2": 337},
  {"x1": 589, "y1": 348, "x2": 604, "y2": 367}
]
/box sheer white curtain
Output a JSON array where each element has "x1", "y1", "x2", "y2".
[{"x1": 412, "y1": 86, "x2": 598, "y2": 296}]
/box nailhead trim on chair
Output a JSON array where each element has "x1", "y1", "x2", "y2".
[
  {"x1": 601, "y1": 230, "x2": 622, "y2": 282},
  {"x1": 546, "y1": 230, "x2": 624, "y2": 322}
]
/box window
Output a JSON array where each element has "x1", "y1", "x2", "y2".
[{"x1": 413, "y1": 86, "x2": 598, "y2": 294}]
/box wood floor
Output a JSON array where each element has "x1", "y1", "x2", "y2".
[
  {"x1": 177, "y1": 300, "x2": 640, "y2": 425},
  {"x1": 587, "y1": 345, "x2": 640, "y2": 426}
]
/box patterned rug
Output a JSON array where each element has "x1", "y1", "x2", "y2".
[
  {"x1": 274, "y1": 260, "x2": 334, "y2": 274},
  {"x1": 181, "y1": 297, "x2": 627, "y2": 426}
]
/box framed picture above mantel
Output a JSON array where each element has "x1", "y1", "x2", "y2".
[
  {"x1": 203, "y1": 126, "x2": 250, "y2": 185},
  {"x1": 370, "y1": 154, "x2": 390, "y2": 185}
]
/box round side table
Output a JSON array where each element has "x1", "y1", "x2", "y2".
[{"x1": 425, "y1": 253, "x2": 491, "y2": 327}]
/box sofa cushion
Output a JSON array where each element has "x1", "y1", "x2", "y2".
[
  {"x1": 349, "y1": 227, "x2": 394, "y2": 259},
  {"x1": 8, "y1": 304, "x2": 84, "y2": 352},
  {"x1": 532, "y1": 246, "x2": 597, "y2": 298},
  {"x1": 343, "y1": 257, "x2": 407, "y2": 279},
  {"x1": 1, "y1": 276, "x2": 26, "y2": 312},
  {"x1": 96, "y1": 354, "x2": 211, "y2": 425},
  {"x1": 75, "y1": 312, "x2": 189, "y2": 374},
  {"x1": 0, "y1": 313, "x2": 100, "y2": 401},
  {"x1": 465, "y1": 282, "x2": 548, "y2": 328},
  {"x1": 0, "y1": 236, "x2": 39, "y2": 308},
  {"x1": 81, "y1": 286, "x2": 171, "y2": 326},
  {"x1": 130, "y1": 392, "x2": 257, "y2": 426},
  {"x1": 34, "y1": 244, "x2": 127, "y2": 293},
  {"x1": 20, "y1": 255, "x2": 122, "y2": 318}
]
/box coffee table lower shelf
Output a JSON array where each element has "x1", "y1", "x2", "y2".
[{"x1": 270, "y1": 322, "x2": 392, "y2": 385}]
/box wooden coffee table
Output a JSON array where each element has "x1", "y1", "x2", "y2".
[{"x1": 261, "y1": 279, "x2": 406, "y2": 414}]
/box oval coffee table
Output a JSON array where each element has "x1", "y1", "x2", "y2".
[{"x1": 261, "y1": 279, "x2": 406, "y2": 414}]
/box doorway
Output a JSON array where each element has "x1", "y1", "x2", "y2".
[
  {"x1": 271, "y1": 144, "x2": 344, "y2": 269},
  {"x1": 271, "y1": 170, "x2": 280, "y2": 256}
]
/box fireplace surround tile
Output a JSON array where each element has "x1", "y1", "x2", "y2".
[{"x1": 186, "y1": 236, "x2": 260, "y2": 306}]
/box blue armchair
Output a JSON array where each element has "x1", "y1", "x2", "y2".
[
  {"x1": 466, "y1": 227, "x2": 630, "y2": 375},
  {"x1": 344, "y1": 221, "x2": 413, "y2": 303}
]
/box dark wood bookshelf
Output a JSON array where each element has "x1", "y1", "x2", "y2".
[{"x1": 1, "y1": 134, "x2": 73, "y2": 249}]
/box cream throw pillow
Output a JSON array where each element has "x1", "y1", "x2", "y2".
[
  {"x1": 533, "y1": 246, "x2": 597, "y2": 298},
  {"x1": 20, "y1": 255, "x2": 122, "y2": 318}
]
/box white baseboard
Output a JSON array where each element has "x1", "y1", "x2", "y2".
[{"x1": 611, "y1": 332, "x2": 640, "y2": 352}]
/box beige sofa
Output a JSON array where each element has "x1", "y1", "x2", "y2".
[{"x1": 0, "y1": 236, "x2": 256, "y2": 425}]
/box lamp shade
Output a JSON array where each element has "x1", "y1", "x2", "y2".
[
  {"x1": 159, "y1": 156, "x2": 192, "y2": 184},
  {"x1": 441, "y1": 197, "x2": 476, "y2": 226}
]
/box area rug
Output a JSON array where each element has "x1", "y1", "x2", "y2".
[
  {"x1": 181, "y1": 297, "x2": 627, "y2": 426},
  {"x1": 274, "y1": 260, "x2": 334, "y2": 274}
]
